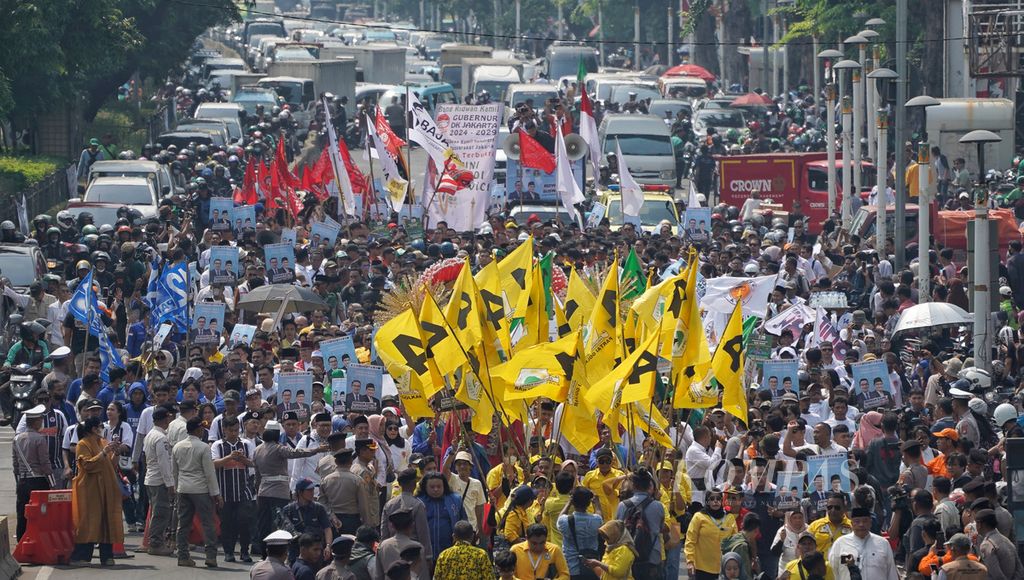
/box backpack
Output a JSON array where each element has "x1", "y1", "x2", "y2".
[{"x1": 622, "y1": 496, "x2": 656, "y2": 576}]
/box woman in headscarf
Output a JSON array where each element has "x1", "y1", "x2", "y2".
[
  {"x1": 582, "y1": 520, "x2": 637, "y2": 580},
  {"x1": 684, "y1": 489, "x2": 738, "y2": 580},
  {"x1": 852, "y1": 410, "x2": 883, "y2": 450},
  {"x1": 770, "y1": 510, "x2": 808, "y2": 570},
  {"x1": 69, "y1": 417, "x2": 124, "y2": 565},
  {"x1": 719, "y1": 552, "x2": 743, "y2": 580},
  {"x1": 382, "y1": 419, "x2": 409, "y2": 473},
  {"x1": 367, "y1": 414, "x2": 396, "y2": 495}
]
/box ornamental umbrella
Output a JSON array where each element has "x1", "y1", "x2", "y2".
[
  {"x1": 892, "y1": 302, "x2": 972, "y2": 336},
  {"x1": 237, "y1": 283, "x2": 328, "y2": 314},
  {"x1": 662, "y1": 64, "x2": 716, "y2": 81},
  {"x1": 730, "y1": 92, "x2": 774, "y2": 107}
]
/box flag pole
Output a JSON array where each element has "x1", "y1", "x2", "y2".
[
  {"x1": 364, "y1": 113, "x2": 379, "y2": 225},
  {"x1": 404, "y1": 85, "x2": 413, "y2": 227},
  {"x1": 80, "y1": 271, "x2": 93, "y2": 379}
]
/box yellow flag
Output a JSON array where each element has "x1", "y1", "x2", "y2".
[
  {"x1": 583, "y1": 260, "x2": 620, "y2": 380},
  {"x1": 514, "y1": 265, "x2": 547, "y2": 352},
  {"x1": 565, "y1": 267, "x2": 596, "y2": 331},
  {"x1": 712, "y1": 301, "x2": 747, "y2": 426},
  {"x1": 553, "y1": 295, "x2": 571, "y2": 338},
  {"x1": 387, "y1": 367, "x2": 434, "y2": 419},
  {"x1": 375, "y1": 309, "x2": 438, "y2": 401},
  {"x1": 444, "y1": 258, "x2": 483, "y2": 347},
  {"x1": 586, "y1": 327, "x2": 661, "y2": 409},
  {"x1": 473, "y1": 260, "x2": 512, "y2": 360},
  {"x1": 559, "y1": 332, "x2": 600, "y2": 453},
  {"x1": 672, "y1": 253, "x2": 714, "y2": 409},
  {"x1": 497, "y1": 236, "x2": 533, "y2": 321},
  {"x1": 626, "y1": 401, "x2": 673, "y2": 449},
  {"x1": 495, "y1": 331, "x2": 579, "y2": 402},
  {"x1": 418, "y1": 291, "x2": 469, "y2": 386}
]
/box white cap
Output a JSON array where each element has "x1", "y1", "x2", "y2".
[
  {"x1": 49, "y1": 346, "x2": 72, "y2": 359},
  {"x1": 263, "y1": 530, "x2": 293, "y2": 546},
  {"x1": 264, "y1": 420, "x2": 282, "y2": 432},
  {"x1": 1000, "y1": 286, "x2": 1012, "y2": 297},
  {"x1": 24, "y1": 404, "x2": 47, "y2": 418}
]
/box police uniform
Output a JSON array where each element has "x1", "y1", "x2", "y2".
[
  {"x1": 316, "y1": 535, "x2": 356, "y2": 580},
  {"x1": 250, "y1": 530, "x2": 294, "y2": 580},
  {"x1": 13, "y1": 404, "x2": 52, "y2": 540}
]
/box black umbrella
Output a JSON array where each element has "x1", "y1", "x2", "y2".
[{"x1": 236, "y1": 284, "x2": 328, "y2": 314}]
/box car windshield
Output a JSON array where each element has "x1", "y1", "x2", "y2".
[
  {"x1": 509, "y1": 92, "x2": 557, "y2": 107},
  {"x1": 607, "y1": 199, "x2": 678, "y2": 226},
  {"x1": 604, "y1": 134, "x2": 673, "y2": 156},
  {"x1": 0, "y1": 252, "x2": 36, "y2": 287},
  {"x1": 648, "y1": 102, "x2": 692, "y2": 120},
  {"x1": 247, "y1": 23, "x2": 284, "y2": 38},
  {"x1": 696, "y1": 110, "x2": 745, "y2": 127},
  {"x1": 608, "y1": 85, "x2": 660, "y2": 103},
  {"x1": 85, "y1": 183, "x2": 153, "y2": 205},
  {"x1": 260, "y1": 82, "x2": 304, "y2": 106}
]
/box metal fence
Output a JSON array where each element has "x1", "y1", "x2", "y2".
[{"x1": 0, "y1": 164, "x2": 75, "y2": 223}]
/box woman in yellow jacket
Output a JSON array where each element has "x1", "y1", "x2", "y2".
[
  {"x1": 683, "y1": 490, "x2": 738, "y2": 580},
  {"x1": 500, "y1": 485, "x2": 536, "y2": 546},
  {"x1": 582, "y1": 520, "x2": 637, "y2": 580}
]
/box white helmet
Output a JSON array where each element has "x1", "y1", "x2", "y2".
[
  {"x1": 994, "y1": 403, "x2": 1019, "y2": 426},
  {"x1": 968, "y1": 397, "x2": 988, "y2": 416},
  {"x1": 957, "y1": 367, "x2": 992, "y2": 390}
]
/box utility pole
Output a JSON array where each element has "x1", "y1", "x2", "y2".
[
  {"x1": 667, "y1": 6, "x2": 674, "y2": 68},
  {"x1": 875, "y1": 107, "x2": 888, "y2": 255},
  {"x1": 634, "y1": 0, "x2": 641, "y2": 71},
  {"x1": 894, "y1": 0, "x2": 908, "y2": 268},
  {"x1": 762, "y1": 0, "x2": 770, "y2": 90}
]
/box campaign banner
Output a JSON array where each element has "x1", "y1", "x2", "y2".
[
  {"x1": 229, "y1": 205, "x2": 256, "y2": 233},
  {"x1": 191, "y1": 302, "x2": 225, "y2": 344},
  {"x1": 310, "y1": 218, "x2": 342, "y2": 248},
  {"x1": 505, "y1": 157, "x2": 585, "y2": 204},
  {"x1": 427, "y1": 103, "x2": 503, "y2": 232},
  {"x1": 320, "y1": 336, "x2": 358, "y2": 372},
  {"x1": 209, "y1": 198, "x2": 233, "y2": 231},
  {"x1": 208, "y1": 246, "x2": 240, "y2": 286},
  {"x1": 280, "y1": 227, "x2": 296, "y2": 246},
  {"x1": 228, "y1": 323, "x2": 256, "y2": 347},
  {"x1": 850, "y1": 359, "x2": 894, "y2": 411},
  {"x1": 682, "y1": 207, "x2": 711, "y2": 244},
  {"x1": 264, "y1": 242, "x2": 296, "y2": 284},
  {"x1": 343, "y1": 363, "x2": 384, "y2": 414},
  {"x1": 761, "y1": 359, "x2": 799, "y2": 401},
  {"x1": 277, "y1": 371, "x2": 313, "y2": 422}
]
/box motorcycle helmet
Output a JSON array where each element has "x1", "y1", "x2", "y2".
[
  {"x1": 57, "y1": 210, "x2": 75, "y2": 227},
  {"x1": 994, "y1": 403, "x2": 1019, "y2": 426},
  {"x1": 98, "y1": 224, "x2": 115, "y2": 236},
  {"x1": 0, "y1": 221, "x2": 14, "y2": 232},
  {"x1": 19, "y1": 321, "x2": 45, "y2": 341},
  {"x1": 82, "y1": 234, "x2": 99, "y2": 247},
  {"x1": 957, "y1": 367, "x2": 991, "y2": 390},
  {"x1": 46, "y1": 227, "x2": 60, "y2": 238},
  {"x1": 81, "y1": 225, "x2": 98, "y2": 236},
  {"x1": 91, "y1": 251, "x2": 110, "y2": 264},
  {"x1": 967, "y1": 397, "x2": 987, "y2": 416},
  {"x1": 75, "y1": 260, "x2": 91, "y2": 272},
  {"x1": 34, "y1": 214, "x2": 51, "y2": 227}
]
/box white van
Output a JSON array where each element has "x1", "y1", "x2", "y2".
[{"x1": 598, "y1": 114, "x2": 676, "y2": 188}]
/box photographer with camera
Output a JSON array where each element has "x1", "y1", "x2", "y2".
[{"x1": 827, "y1": 506, "x2": 898, "y2": 580}]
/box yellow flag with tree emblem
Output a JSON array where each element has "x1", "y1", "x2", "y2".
[
  {"x1": 495, "y1": 330, "x2": 579, "y2": 402},
  {"x1": 712, "y1": 301, "x2": 747, "y2": 426}
]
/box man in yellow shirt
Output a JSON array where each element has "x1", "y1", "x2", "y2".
[
  {"x1": 905, "y1": 159, "x2": 935, "y2": 199},
  {"x1": 807, "y1": 494, "x2": 852, "y2": 555},
  {"x1": 487, "y1": 456, "x2": 525, "y2": 513},
  {"x1": 581, "y1": 448, "x2": 623, "y2": 520},
  {"x1": 510, "y1": 523, "x2": 570, "y2": 580},
  {"x1": 540, "y1": 472, "x2": 573, "y2": 546}
]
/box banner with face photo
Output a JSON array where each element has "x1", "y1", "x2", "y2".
[
  {"x1": 850, "y1": 359, "x2": 894, "y2": 411},
  {"x1": 330, "y1": 377, "x2": 347, "y2": 414},
  {"x1": 277, "y1": 371, "x2": 313, "y2": 420},
  {"x1": 320, "y1": 336, "x2": 358, "y2": 372},
  {"x1": 154, "y1": 322, "x2": 173, "y2": 349},
  {"x1": 309, "y1": 218, "x2": 342, "y2": 249},
  {"x1": 806, "y1": 454, "x2": 851, "y2": 515},
  {"x1": 230, "y1": 205, "x2": 256, "y2": 233},
  {"x1": 683, "y1": 207, "x2": 711, "y2": 244},
  {"x1": 208, "y1": 246, "x2": 240, "y2": 286},
  {"x1": 228, "y1": 323, "x2": 256, "y2": 347},
  {"x1": 209, "y1": 198, "x2": 233, "y2": 231},
  {"x1": 191, "y1": 302, "x2": 225, "y2": 344},
  {"x1": 344, "y1": 363, "x2": 384, "y2": 414},
  {"x1": 280, "y1": 227, "x2": 296, "y2": 246},
  {"x1": 264, "y1": 242, "x2": 296, "y2": 284},
  {"x1": 773, "y1": 471, "x2": 805, "y2": 511},
  {"x1": 761, "y1": 360, "x2": 799, "y2": 402}
]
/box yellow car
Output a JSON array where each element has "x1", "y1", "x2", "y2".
[{"x1": 596, "y1": 186, "x2": 681, "y2": 235}]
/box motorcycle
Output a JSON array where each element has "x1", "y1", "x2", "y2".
[{"x1": 0, "y1": 362, "x2": 45, "y2": 428}]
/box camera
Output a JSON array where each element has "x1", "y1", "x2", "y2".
[{"x1": 888, "y1": 484, "x2": 911, "y2": 510}]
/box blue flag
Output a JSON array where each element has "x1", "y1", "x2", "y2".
[
  {"x1": 96, "y1": 331, "x2": 123, "y2": 382},
  {"x1": 149, "y1": 261, "x2": 189, "y2": 332},
  {"x1": 69, "y1": 271, "x2": 123, "y2": 380}
]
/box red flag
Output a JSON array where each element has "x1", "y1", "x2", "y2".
[
  {"x1": 234, "y1": 159, "x2": 258, "y2": 205},
  {"x1": 374, "y1": 106, "x2": 406, "y2": 160},
  {"x1": 436, "y1": 159, "x2": 474, "y2": 196},
  {"x1": 337, "y1": 139, "x2": 368, "y2": 194},
  {"x1": 518, "y1": 128, "x2": 556, "y2": 173},
  {"x1": 259, "y1": 160, "x2": 272, "y2": 200}
]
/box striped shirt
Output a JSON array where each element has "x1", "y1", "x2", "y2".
[
  {"x1": 211, "y1": 437, "x2": 256, "y2": 502},
  {"x1": 20, "y1": 409, "x2": 68, "y2": 471}
]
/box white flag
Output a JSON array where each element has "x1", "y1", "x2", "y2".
[
  {"x1": 688, "y1": 180, "x2": 701, "y2": 208},
  {"x1": 407, "y1": 92, "x2": 460, "y2": 170},
  {"x1": 366, "y1": 113, "x2": 407, "y2": 214},
  {"x1": 579, "y1": 90, "x2": 601, "y2": 180},
  {"x1": 555, "y1": 126, "x2": 585, "y2": 226},
  {"x1": 322, "y1": 98, "x2": 357, "y2": 217},
  {"x1": 616, "y1": 139, "x2": 643, "y2": 218},
  {"x1": 15, "y1": 194, "x2": 29, "y2": 236},
  {"x1": 700, "y1": 274, "x2": 778, "y2": 318}
]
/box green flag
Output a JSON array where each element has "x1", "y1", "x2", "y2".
[
  {"x1": 539, "y1": 252, "x2": 554, "y2": 317},
  {"x1": 620, "y1": 248, "x2": 646, "y2": 300},
  {"x1": 577, "y1": 57, "x2": 587, "y2": 85}
]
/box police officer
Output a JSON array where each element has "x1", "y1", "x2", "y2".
[
  {"x1": 13, "y1": 404, "x2": 52, "y2": 540},
  {"x1": 250, "y1": 530, "x2": 294, "y2": 580},
  {"x1": 316, "y1": 535, "x2": 356, "y2": 580}
]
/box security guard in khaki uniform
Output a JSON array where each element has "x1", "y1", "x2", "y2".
[
  {"x1": 940, "y1": 533, "x2": 988, "y2": 580},
  {"x1": 250, "y1": 530, "x2": 294, "y2": 580}
]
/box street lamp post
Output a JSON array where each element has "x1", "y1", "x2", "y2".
[
  {"x1": 867, "y1": 67, "x2": 898, "y2": 257},
  {"x1": 819, "y1": 49, "x2": 844, "y2": 218},
  {"x1": 959, "y1": 129, "x2": 1002, "y2": 375},
  {"x1": 833, "y1": 59, "x2": 861, "y2": 230},
  {"x1": 905, "y1": 95, "x2": 941, "y2": 303},
  {"x1": 860, "y1": 29, "x2": 880, "y2": 164},
  {"x1": 845, "y1": 35, "x2": 869, "y2": 199}
]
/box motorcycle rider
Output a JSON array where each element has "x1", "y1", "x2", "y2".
[
  {"x1": 0, "y1": 221, "x2": 25, "y2": 244},
  {"x1": 5, "y1": 321, "x2": 50, "y2": 369},
  {"x1": 41, "y1": 227, "x2": 69, "y2": 263}
]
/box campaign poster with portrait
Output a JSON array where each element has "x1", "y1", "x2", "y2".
[
  {"x1": 850, "y1": 359, "x2": 894, "y2": 411},
  {"x1": 280, "y1": 227, "x2": 296, "y2": 246},
  {"x1": 682, "y1": 207, "x2": 711, "y2": 244},
  {"x1": 309, "y1": 218, "x2": 342, "y2": 249},
  {"x1": 229, "y1": 205, "x2": 256, "y2": 233},
  {"x1": 773, "y1": 471, "x2": 805, "y2": 511},
  {"x1": 209, "y1": 198, "x2": 233, "y2": 231},
  {"x1": 343, "y1": 363, "x2": 384, "y2": 414},
  {"x1": 264, "y1": 242, "x2": 296, "y2": 284},
  {"x1": 761, "y1": 360, "x2": 799, "y2": 401},
  {"x1": 806, "y1": 454, "x2": 851, "y2": 515},
  {"x1": 208, "y1": 246, "x2": 240, "y2": 286},
  {"x1": 227, "y1": 323, "x2": 256, "y2": 347},
  {"x1": 330, "y1": 377, "x2": 347, "y2": 414},
  {"x1": 154, "y1": 323, "x2": 173, "y2": 349},
  {"x1": 505, "y1": 157, "x2": 585, "y2": 204},
  {"x1": 191, "y1": 302, "x2": 225, "y2": 344},
  {"x1": 277, "y1": 371, "x2": 313, "y2": 421},
  {"x1": 320, "y1": 336, "x2": 358, "y2": 372}
]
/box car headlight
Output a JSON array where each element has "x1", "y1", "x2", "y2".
[{"x1": 660, "y1": 170, "x2": 675, "y2": 180}]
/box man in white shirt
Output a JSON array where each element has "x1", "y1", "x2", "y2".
[
  {"x1": 143, "y1": 406, "x2": 176, "y2": 555},
  {"x1": 683, "y1": 425, "x2": 722, "y2": 504},
  {"x1": 828, "y1": 507, "x2": 899, "y2": 580},
  {"x1": 289, "y1": 412, "x2": 333, "y2": 493}
]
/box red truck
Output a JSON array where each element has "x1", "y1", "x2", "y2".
[{"x1": 717, "y1": 152, "x2": 875, "y2": 233}]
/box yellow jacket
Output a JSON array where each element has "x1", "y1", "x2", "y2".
[
  {"x1": 510, "y1": 541, "x2": 570, "y2": 580},
  {"x1": 807, "y1": 516, "x2": 852, "y2": 555},
  {"x1": 684, "y1": 511, "x2": 738, "y2": 574},
  {"x1": 503, "y1": 506, "x2": 531, "y2": 543},
  {"x1": 602, "y1": 544, "x2": 636, "y2": 580}
]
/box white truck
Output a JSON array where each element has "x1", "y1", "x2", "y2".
[
  {"x1": 439, "y1": 43, "x2": 493, "y2": 94},
  {"x1": 266, "y1": 58, "x2": 358, "y2": 103},
  {"x1": 923, "y1": 98, "x2": 1015, "y2": 176},
  {"x1": 320, "y1": 43, "x2": 406, "y2": 85},
  {"x1": 460, "y1": 58, "x2": 524, "y2": 100}
]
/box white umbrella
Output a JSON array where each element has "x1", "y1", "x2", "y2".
[{"x1": 892, "y1": 302, "x2": 972, "y2": 335}]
